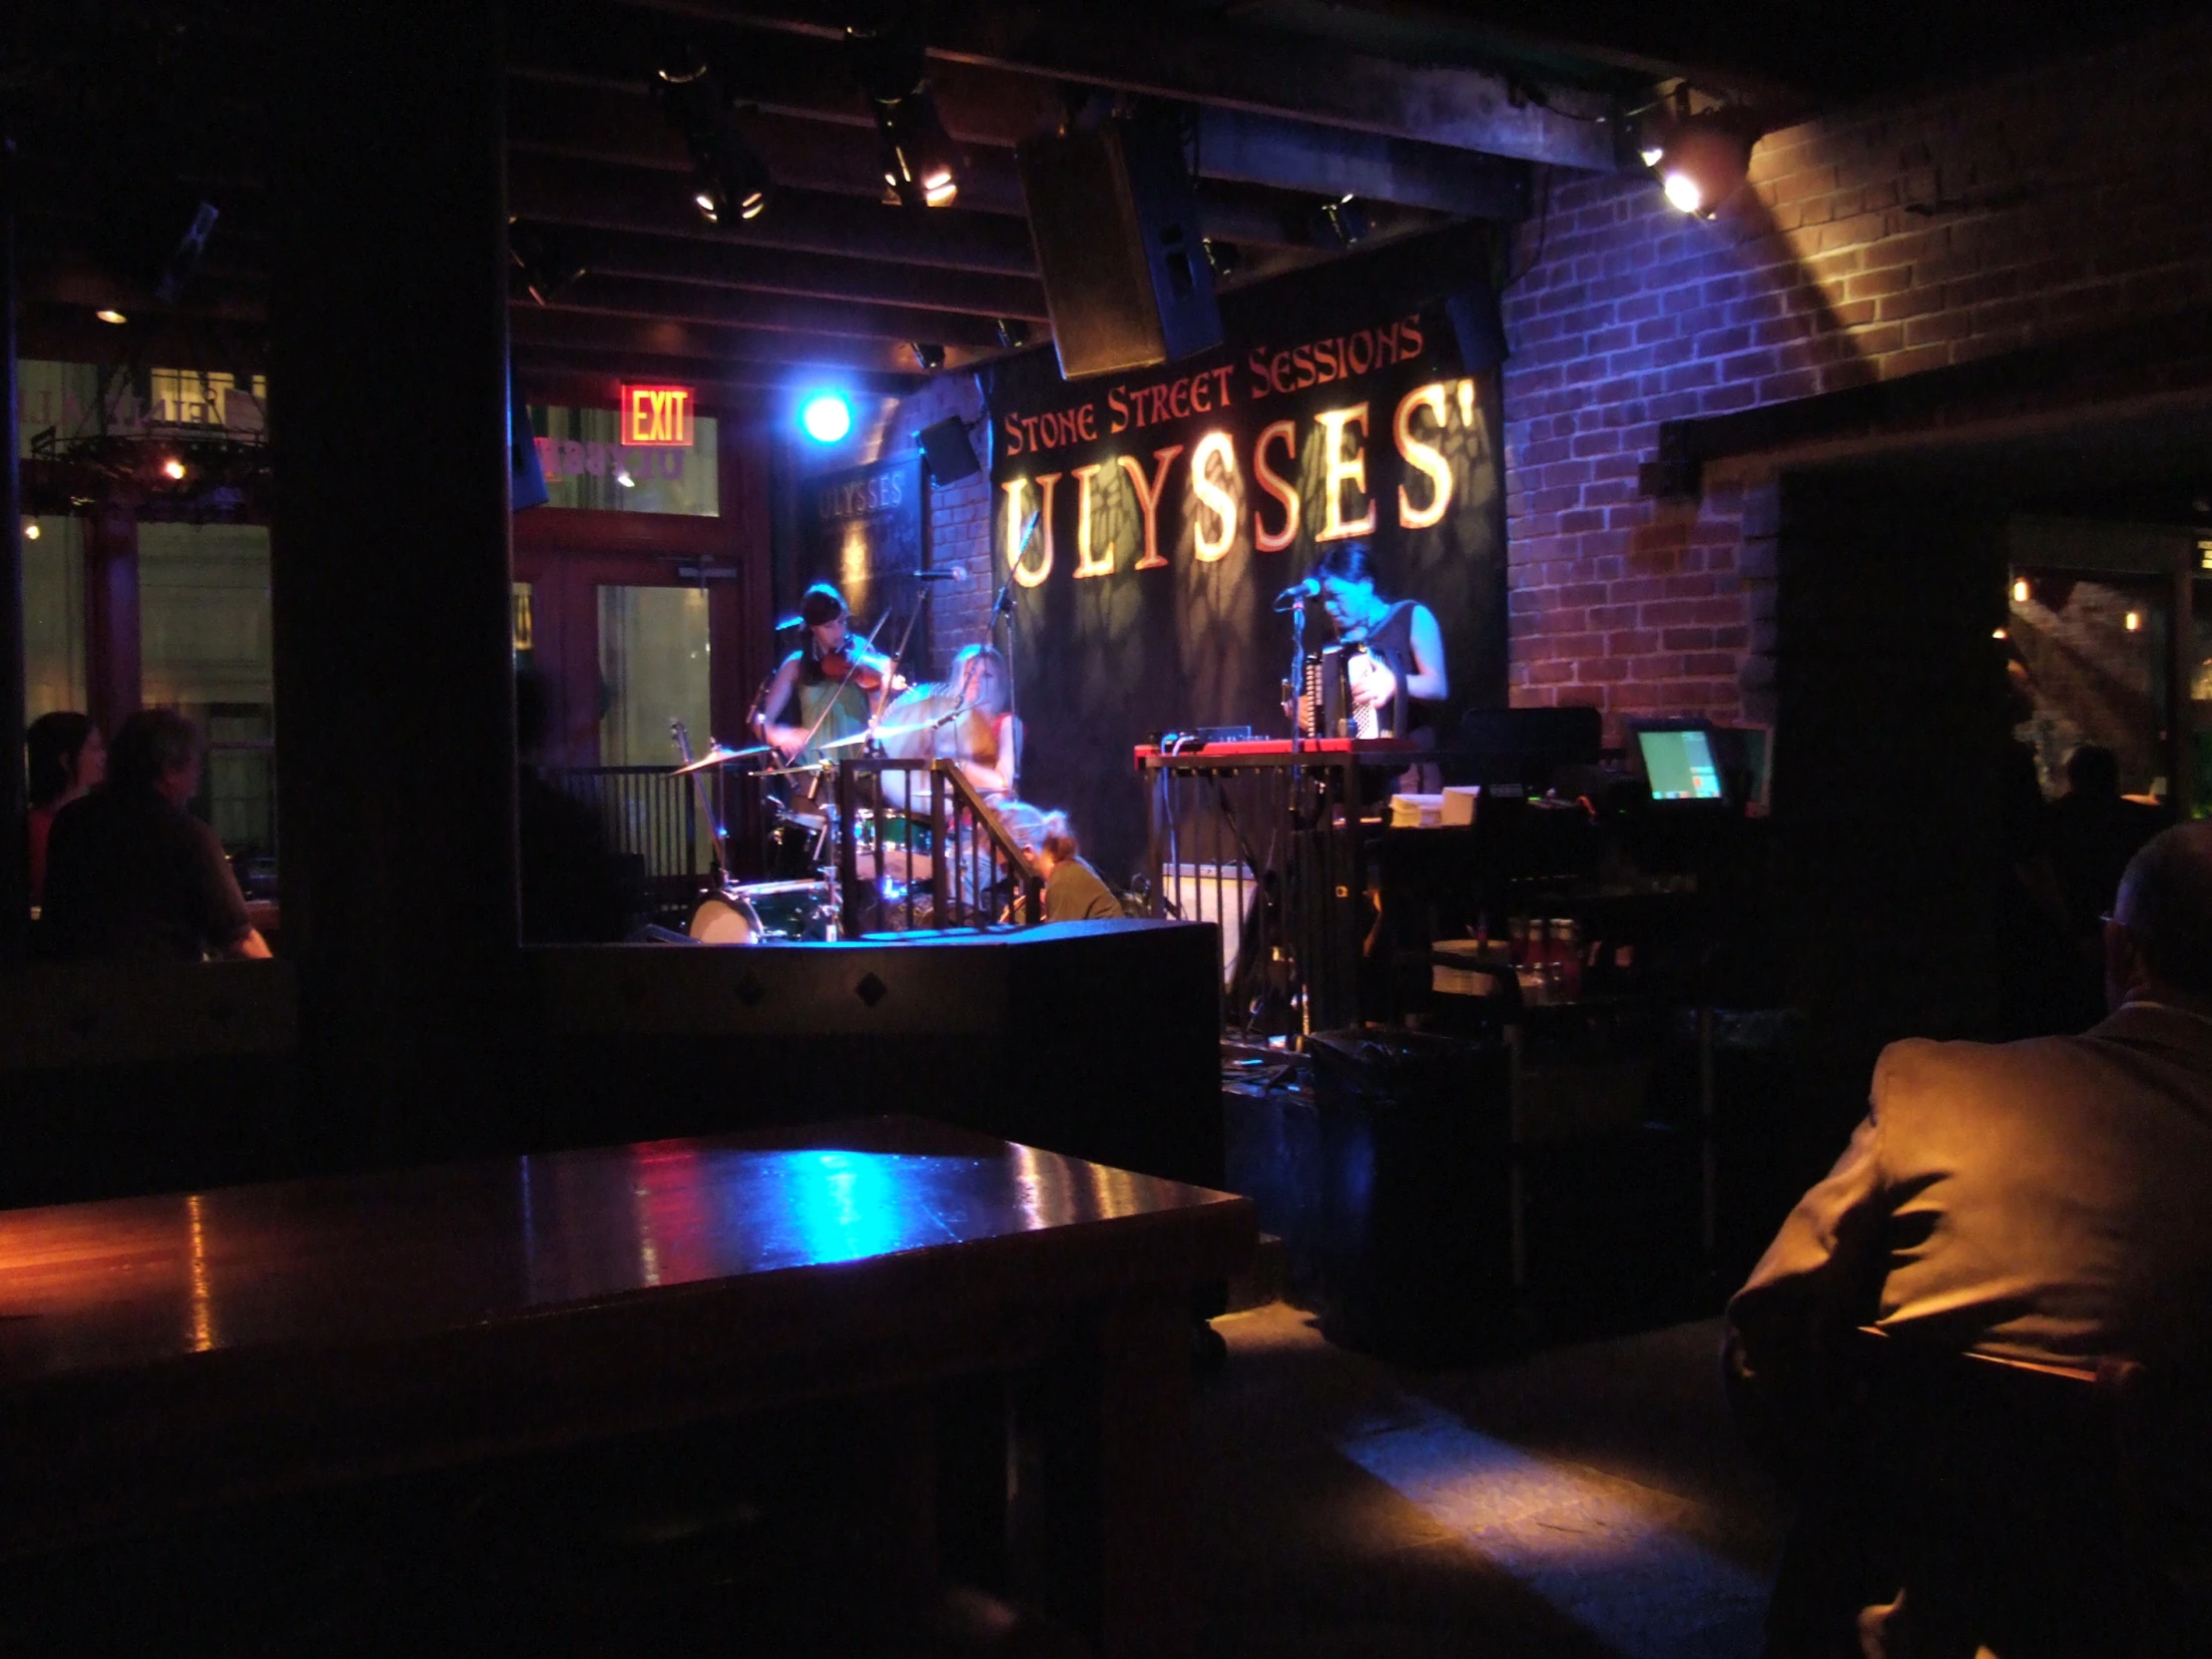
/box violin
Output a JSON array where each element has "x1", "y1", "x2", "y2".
[{"x1": 815, "y1": 641, "x2": 891, "y2": 692}]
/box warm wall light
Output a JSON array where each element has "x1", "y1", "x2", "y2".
[
  {"x1": 95, "y1": 308, "x2": 127, "y2": 324},
  {"x1": 161, "y1": 457, "x2": 188, "y2": 480},
  {"x1": 2126, "y1": 611, "x2": 2143, "y2": 632},
  {"x1": 22, "y1": 521, "x2": 40, "y2": 541},
  {"x1": 1645, "y1": 99, "x2": 1760, "y2": 220},
  {"x1": 2011, "y1": 578, "x2": 2031, "y2": 604},
  {"x1": 1992, "y1": 627, "x2": 2007, "y2": 640}
]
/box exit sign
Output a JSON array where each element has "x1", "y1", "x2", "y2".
[{"x1": 621, "y1": 383, "x2": 696, "y2": 446}]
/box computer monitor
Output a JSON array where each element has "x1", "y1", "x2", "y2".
[{"x1": 1635, "y1": 725, "x2": 1725, "y2": 803}]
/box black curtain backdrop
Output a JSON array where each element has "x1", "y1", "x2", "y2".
[{"x1": 987, "y1": 226, "x2": 1508, "y2": 880}]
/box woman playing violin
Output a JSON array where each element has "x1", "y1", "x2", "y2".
[{"x1": 753, "y1": 583, "x2": 901, "y2": 765}]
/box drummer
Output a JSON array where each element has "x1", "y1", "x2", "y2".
[{"x1": 753, "y1": 583, "x2": 899, "y2": 765}]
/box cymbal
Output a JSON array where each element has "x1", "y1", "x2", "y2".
[{"x1": 671, "y1": 743, "x2": 772, "y2": 775}]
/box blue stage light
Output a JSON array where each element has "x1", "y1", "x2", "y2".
[{"x1": 801, "y1": 393, "x2": 852, "y2": 444}]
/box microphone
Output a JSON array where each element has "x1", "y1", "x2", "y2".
[
  {"x1": 1273, "y1": 577, "x2": 1320, "y2": 611},
  {"x1": 991, "y1": 580, "x2": 1015, "y2": 619},
  {"x1": 912, "y1": 567, "x2": 965, "y2": 582}
]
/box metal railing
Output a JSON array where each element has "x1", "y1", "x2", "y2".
[
  {"x1": 834, "y1": 759, "x2": 1045, "y2": 936},
  {"x1": 544, "y1": 764, "x2": 726, "y2": 929}
]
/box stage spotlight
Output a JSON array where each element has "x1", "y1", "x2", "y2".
[
  {"x1": 655, "y1": 52, "x2": 772, "y2": 224},
  {"x1": 995, "y1": 318, "x2": 1030, "y2": 349},
  {"x1": 509, "y1": 220, "x2": 586, "y2": 304},
  {"x1": 848, "y1": 18, "x2": 962, "y2": 209},
  {"x1": 911, "y1": 341, "x2": 947, "y2": 372},
  {"x1": 95, "y1": 308, "x2": 128, "y2": 325},
  {"x1": 1649, "y1": 107, "x2": 1757, "y2": 220},
  {"x1": 801, "y1": 392, "x2": 853, "y2": 444}
]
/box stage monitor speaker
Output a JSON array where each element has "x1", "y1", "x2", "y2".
[
  {"x1": 916, "y1": 414, "x2": 981, "y2": 484},
  {"x1": 1016, "y1": 112, "x2": 1222, "y2": 380}
]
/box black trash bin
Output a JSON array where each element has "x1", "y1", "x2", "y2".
[{"x1": 1307, "y1": 1027, "x2": 1515, "y2": 1365}]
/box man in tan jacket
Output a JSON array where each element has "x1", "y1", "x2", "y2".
[{"x1": 1728, "y1": 821, "x2": 2212, "y2": 1652}]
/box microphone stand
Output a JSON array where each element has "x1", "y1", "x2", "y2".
[{"x1": 1287, "y1": 591, "x2": 1309, "y2": 760}]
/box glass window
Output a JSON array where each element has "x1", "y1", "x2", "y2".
[
  {"x1": 22, "y1": 516, "x2": 86, "y2": 722},
  {"x1": 597, "y1": 585, "x2": 711, "y2": 766},
  {"x1": 529, "y1": 405, "x2": 719, "y2": 516},
  {"x1": 139, "y1": 523, "x2": 276, "y2": 862}
]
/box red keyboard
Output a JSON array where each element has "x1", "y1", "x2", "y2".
[{"x1": 1134, "y1": 736, "x2": 1430, "y2": 762}]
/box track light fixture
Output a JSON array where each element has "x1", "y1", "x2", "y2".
[
  {"x1": 995, "y1": 318, "x2": 1030, "y2": 349},
  {"x1": 1317, "y1": 195, "x2": 1371, "y2": 248},
  {"x1": 847, "y1": 16, "x2": 963, "y2": 210},
  {"x1": 654, "y1": 47, "x2": 772, "y2": 224},
  {"x1": 911, "y1": 341, "x2": 947, "y2": 372},
  {"x1": 508, "y1": 220, "x2": 586, "y2": 304},
  {"x1": 1637, "y1": 91, "x2": 1759, "y2": 220}
]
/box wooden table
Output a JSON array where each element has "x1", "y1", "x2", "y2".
[{"x1": 0, "y1": 1117, "x2": 1254, "y2": 1657}]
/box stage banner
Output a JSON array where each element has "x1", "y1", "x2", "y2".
[
  {"x1": 984, "y1": 226, "x2": 1507, "y2": 877},
  {"x1": 795, "y1": 453, "x2": 934, "y2": 677}
]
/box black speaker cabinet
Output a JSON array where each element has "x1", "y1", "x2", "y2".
[{"x1": 1016, "y1": 113, "x2": 1223, "y2": 379}]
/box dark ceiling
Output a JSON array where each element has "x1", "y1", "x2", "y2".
[{"x1": 2, "y1": 0, "x2": 2191, "y2": 402}]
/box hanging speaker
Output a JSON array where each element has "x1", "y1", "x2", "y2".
[
  {"x1": 915, "y1": 414, "x2": 981, "y2": 484},
  {"x1": 1016, "y1": 111, "x2": 1223, "y2": 380}
]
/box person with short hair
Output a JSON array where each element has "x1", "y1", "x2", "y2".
[
  {"x1": 40, "y1": 708, "x2": 271, "y2": 961},
  {"x1": 1027, "y1": 813, "x2": 1122, "y2": 923},
  {"x1": 1727, "y1": 821, "x2": 2212, "y2": 1651},
  {"x1": 24, "y1": 711, "x2": 104, "y2": 907}
]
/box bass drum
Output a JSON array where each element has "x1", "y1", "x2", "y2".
[
  {"x1": 688, "y1": 880, "x2": 840, "y2": 945},
  {"x1": 688, "y1": 890, "x2": 762, "y2": 944}
]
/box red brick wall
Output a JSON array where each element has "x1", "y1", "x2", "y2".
[
  {"x1": 1501, "y1": 16, "x2": 2212, "y2": 740},
  {"x1": 891, "y1": 375, "x2": 996, "y2": 671}
]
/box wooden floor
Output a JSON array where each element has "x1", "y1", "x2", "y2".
[{"x1": 1194, "y1": 1304, "x2": 1791, "y2": 1659}]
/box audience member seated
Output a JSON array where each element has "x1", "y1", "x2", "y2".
[
  {"x1": 515, "y1": 667, "x2": 633, "y2": 944},
  {"x1": 1726, "y1": 822, "x2": 2212, "y2": 1653},
  {"x1": 24, "y1": 711, "x2": 105, "y2": 908},
  {"x1": 2049, "y1": 744, "x2": 2165, "y2": 971},
  {"x1": 40, "y1": 709, "x2": 271, "y2": 962},
  {"x1": 1029, "y1": 813, "x2": 1123, "y2": 923}
]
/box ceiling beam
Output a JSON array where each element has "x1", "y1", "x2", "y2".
[
  {"x1": 541, "y1": 275, "x2": 1018, "y2": 349},
  {"x1": 510, "y1": 2, "x2": 1065, "y2": 148},
  {"x1": 545, "y1": 227, "x2": 1050, "y2": 320},
  {"x1": 507, "y1": 79, "x2": 1031, "y2": 217},
  {"x1": 508, "y1": 153, "x2": 1037, "y2": 276},
  {"x1": 508, "y1": 304, "x2": 963, "y2": 378},
  {"x1": 1193, "y1": 109, "x2": 1528, "y2": 220},
  {"x1": 655, "y1": 0, "x2": 1623, "y2": 170},
  {"x1": 512, "y1": 344, "x2": 915, "y2": 400}
]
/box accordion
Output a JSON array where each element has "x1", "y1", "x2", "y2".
[{"x1": 1299, "y1": 644, "x2": 1383, "y2": 739}]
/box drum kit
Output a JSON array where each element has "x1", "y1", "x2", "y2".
[{"x1": 666, "y1": 644, "x2": 986, "y2": 942}]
